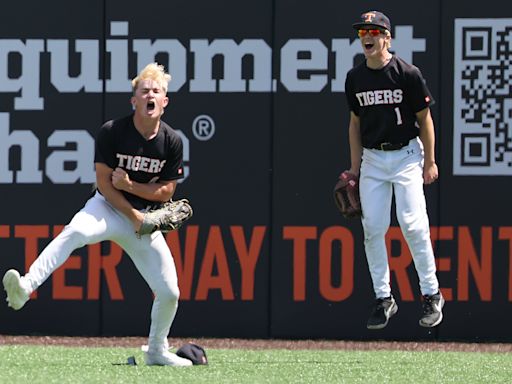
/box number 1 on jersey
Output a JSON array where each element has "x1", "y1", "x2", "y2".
[{"x1": 394, "y1": 107, "x2": 403, "y2": 125}]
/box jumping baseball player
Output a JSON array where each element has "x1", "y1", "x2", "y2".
[
  {"x1": 3, "y1": 63, "x2": 192, "y2": 366},
  {"x1": 345, "y1": 11, "x2": 444, "y2": 329}
]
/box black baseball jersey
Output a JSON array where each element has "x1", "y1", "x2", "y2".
[
  {"x1": 94, "y1": 114, "x2": 184, "y2": 210},
  {"x1": 345, "y1": 55, "x2": 434, "y2": 148}
]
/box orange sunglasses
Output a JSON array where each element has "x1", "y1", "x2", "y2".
[{"x1": 357, "y1": 29, "x2": 385, "y2": 38}]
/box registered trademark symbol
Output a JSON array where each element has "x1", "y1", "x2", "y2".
[{"x1": 192, "y1": 115, "x2": 215, "y2": 141}]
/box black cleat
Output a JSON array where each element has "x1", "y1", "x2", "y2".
[
  {"x1": 419, "y1": 292, "x2": 445, "y2": 328},
  {"x1": 367, "y1": 296, "x2": 398, "y2": 330}
]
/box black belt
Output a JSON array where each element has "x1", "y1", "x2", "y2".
[{"x1": 370, "y1": 141, "x2": 409, "y2": 151}]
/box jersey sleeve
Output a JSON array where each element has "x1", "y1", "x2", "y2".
[
  {"x1": 406, "y1": 66, "x2": 435, "y2": 113},
  {"x1": 94, "y1": 121, "x2": 117, "y2": 169},
  {"x1": 159, "y1": 133, "x2": 185, "y2": 181}
]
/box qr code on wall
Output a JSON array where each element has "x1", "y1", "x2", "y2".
[{"x1": 453, "y1": 19, "x2": 512, "y2": 175}]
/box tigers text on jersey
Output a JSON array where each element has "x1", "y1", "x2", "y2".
[
  {"x1": 115, "y1": 153, "x2": 167, "y2": 173},
  {"x1": 355, "y1": 89, "x2": 403, "y2": 106},
  {"x1": 345, "y1": 55, "x2": 434, "y2": 148},
  {"x1": 94, "y1": 114, "x2": 184, "y2": 210}
]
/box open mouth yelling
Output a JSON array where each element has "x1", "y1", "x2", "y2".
[
  {"x1": 364, "y1": 43, "x2": 375, "y2": 51},
  {"x1": 147, "y1": 101, "x2": 156, "y2": 113}
]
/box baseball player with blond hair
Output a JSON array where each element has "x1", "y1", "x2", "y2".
[
  {"x1": 3, "y1": 63, "x2": 192, "y2": 366},
  {"x1": 345, "y1": 11, "x2": 445, "y2": 330}
]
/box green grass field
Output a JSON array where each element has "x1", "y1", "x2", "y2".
[{"x1": 0, "y1": 345, "x2": 511, "y2": 383}]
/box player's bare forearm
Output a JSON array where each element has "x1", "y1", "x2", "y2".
[
  {"x1": 126, "y1": 181, "x2": 175, "y2": 202},
  {"x1": 416, "y1": 108, "x2": 439, "y2": 184},
  {"x1": 416, "y1": 108, "x2": 435, "y2": 163},
  {"x1": 111, "y1": 167, "x2": 176, "y2": 202},
  {"x1": 348, "y1": 112, "x2": 363, "y2": 175},
  {"x1": 95, "y1": 163, "x2": 144, "y2": 229}
]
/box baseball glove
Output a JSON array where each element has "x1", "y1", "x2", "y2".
[
  {"x1": 137, "y1": 199, "x2": 193, "y2": 236},
  {"x1": 333, "y1": 171, "x2": 362, "y2": 218}
]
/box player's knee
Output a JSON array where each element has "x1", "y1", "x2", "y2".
[
  {"x1": 155, "y1": 283, "x2": 180, "y2": 303},
  {"x1": 58, "y1": 225, "x2": 89, "y2": 248},
  {"x1": 401, "y1": 226, "x2": 429, "y2": 245},
  {"x1": 362, "y1": 219, "x2": 389, "y2": 238},
  {"x1": 398, "y1": 215, "x2": 428, "y2": 239}
]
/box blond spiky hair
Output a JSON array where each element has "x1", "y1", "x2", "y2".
[{"x1": 131, "y1": 63, "x2": 172, "y2": 94}]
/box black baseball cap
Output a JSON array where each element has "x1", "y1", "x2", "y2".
[{"x1": 352, "y1": 11, "x2": 391, "y2": 31}]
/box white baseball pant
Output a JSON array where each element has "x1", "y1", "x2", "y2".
[
  {"x1": 23, "y1": 191, "x2": 179, "y2": 354},
  {"x1": 359, "y1": 138, "x2": 439, "y2": 299}
]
